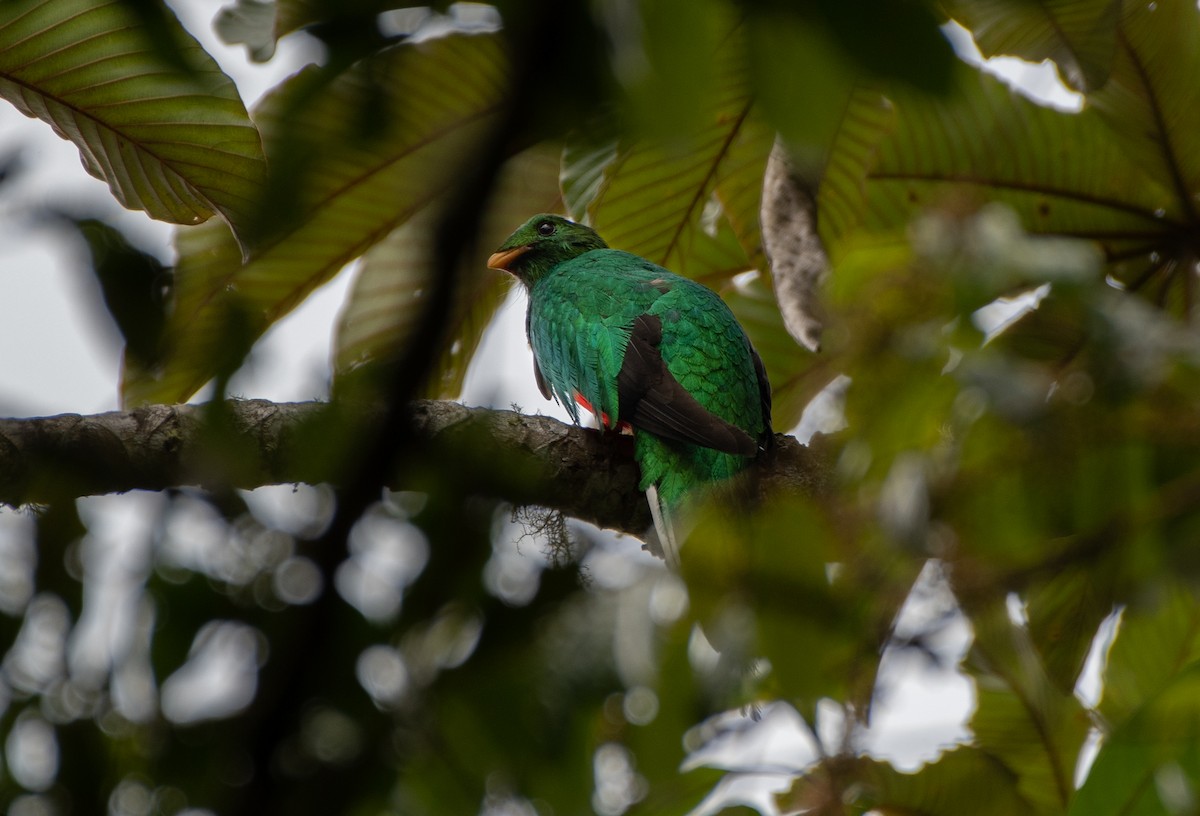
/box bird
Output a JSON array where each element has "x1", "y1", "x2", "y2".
[{"x1": 488, "y1": 214, "x2": 772, "y2": 566}]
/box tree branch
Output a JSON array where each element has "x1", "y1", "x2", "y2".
[{"x1": 0, "y1": 399, "x2": 832, "y2": 537}]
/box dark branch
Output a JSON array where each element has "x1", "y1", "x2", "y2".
[{"x1": 0, "y1": 399, "x2": 831, "y2": 538}]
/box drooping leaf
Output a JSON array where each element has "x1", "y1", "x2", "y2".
[
  {"x1": 333, "y1": 145, "x2": 563, "y2": 398},
  {"x1": 0, "y1": 0, "x2": 266, "y2": 243},
  {"x1": 944, "y1": 0, "x2": 1121, "y2": 92},
  {"x1": 122, "y1": 32, "x2": 510, "y2": 406}
]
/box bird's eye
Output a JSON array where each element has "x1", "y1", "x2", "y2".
[{"x1": 536, "y1": 220, "x2": 556, "y2": 236}]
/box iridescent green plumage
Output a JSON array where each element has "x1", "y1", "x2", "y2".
[{"x1": 489, "y1": 214, "x2": 772, "y2": 562}]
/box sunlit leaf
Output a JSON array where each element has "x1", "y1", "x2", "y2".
[
  {"x1": 944, "y1": 0, "x2": 1120, "y2": 92},
  {"x1": 122, "y1": 32, "x2": 509, "y2": 405},
  {"x1": 0, "y1": 0, "x2": 266, "y2": 242}
]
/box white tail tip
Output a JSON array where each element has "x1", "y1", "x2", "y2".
[{"x1": 646, "y1": 484, "x2": 680, "y2": 569}]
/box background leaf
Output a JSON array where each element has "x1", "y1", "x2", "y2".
[
  {"x1": 122, "y1": 32, "x2": 510, "y2": 405},
  {"x1": 943, "y1": 0, "x2": 1121, "y2": 92},
  {"x1": 333, "y1": 145, "x2": 563, "y2": 398}
]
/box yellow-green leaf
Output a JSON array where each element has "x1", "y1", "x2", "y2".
[{"x1": 0, "y1": 0, "x2": 266, "y2": 242}]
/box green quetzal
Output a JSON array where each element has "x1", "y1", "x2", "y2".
[{"x1": 488, "y1": 214, "x2": 772, "y2": 565}]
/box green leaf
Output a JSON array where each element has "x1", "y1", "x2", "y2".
[
  {"x1": 0, "y1": 0, "x2": 266, "y2": 243},
  {"x1": 569, "y1": 28, "x2": 771, "y2": 280},
  {"x1": 683, "y1": 496, "x2": 906, "y2": 714},
  {"x1": 822, "y1": 66, "x2": 1181, "y2": 286},
  {"x1": 1100, "y1": 582, "x2": 1200, "y2": 729},
  {"x1": 968, "y1": 604, "x2": 1091, "y2": 815},
  {"x1": 944, "y1": 0, "x2": 1121, "y2": 92},
  {"x1": 1071, "y1": 661, "x2": 1200, "y2": 816},
  {"x1": 1085, "y1": 0, "x2": 1200, "y2": 219},
  {"x1": 122, "y1": 32, "x2": 510, "y2": 405},
  {"x1": 1024, "y1": 566, "x2": 1117, "y2": 695},
  {"x1": 1024, "y1": 440, "x2": 1155, "y2": 693},
  {"x1": 860, "y1": 747, "x2": 1034, "y2": 815},
  {"x1": 744, "y1": 8, "x2": 862, "y2": 167},
  {"x1": 333, "y1": 145, "x2": 563, "y2": 398}
]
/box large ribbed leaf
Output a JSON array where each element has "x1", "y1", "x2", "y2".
[
  {"x1": 122, "y1": 32, "x2": 509, "y2": 406},
  {"x1": 824, "y1": 0, "x2": 1200, "y2": 318},
  {"x1": 333, "y1": 146, "x2": 563, "y2": 399},
  {"x1": 821, "y1": 67, "x2": 1180, "y2": 282},
  {"x1": 574, "y1": 99, "x2": 771, "y2": 282},
  {"x1": 0, "y1": 0, "x2": 266, "y2": 242},
  {"x1": 1086, "y1": 0, "x2": 1200, "y2": 213},
  {"x1": 562, "y1": 21, "x2": 772, "y2": 281},
  {"x1": 944, "y1": 0, "x2": 1121, "y2": 92}
]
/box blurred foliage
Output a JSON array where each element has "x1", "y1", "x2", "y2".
[{"x1": 4, "y1": 0, "x2": 1200, "y2": 815}]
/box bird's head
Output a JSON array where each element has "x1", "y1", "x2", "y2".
[{"x1": 488, "y1": 214, "x2": 607, "y2": 284}]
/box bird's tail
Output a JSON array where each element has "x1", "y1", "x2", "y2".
[{"x1": 646, "y1": 484, "x2": 680, "y2": 569}]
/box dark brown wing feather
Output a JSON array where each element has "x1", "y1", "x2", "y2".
[
  {"x1": 751, "y1": 345, "x2": 774, "y2": 447},
  {"x1": 617, "y1": 314, "x2": 757, "y2": 456}
]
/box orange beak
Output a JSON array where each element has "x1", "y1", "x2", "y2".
[{"x1": 487, "y1": 245, "x2": 530, "y2": 271}]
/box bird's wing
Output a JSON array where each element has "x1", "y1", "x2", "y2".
[
  {"x1": 527, "y1": 268, "x2": 631, "y2": 426},
  {"x1": 617, "y1": 313, "x2": 757, "y2": 456}
]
